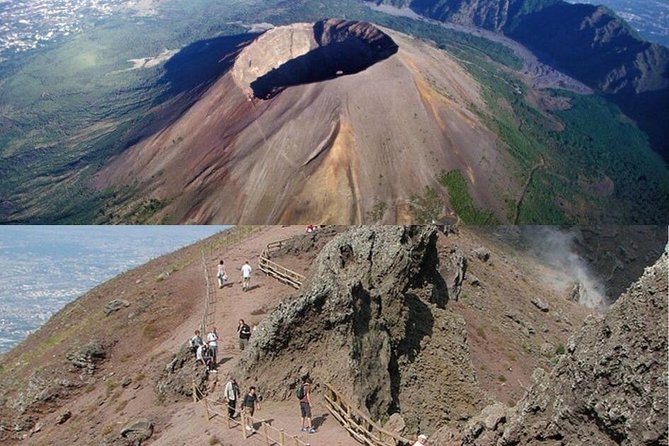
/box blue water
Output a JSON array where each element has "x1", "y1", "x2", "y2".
[{"x1": 0, "y1": 225, "x2": 230, "y2": 354}]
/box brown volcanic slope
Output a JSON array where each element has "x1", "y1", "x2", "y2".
[
  {"x1": 94, "y1": 19, "x2": 513, "y2": 224},
  {"x1": 1, "y1": 226, "x2": 663, "y2": 445}
]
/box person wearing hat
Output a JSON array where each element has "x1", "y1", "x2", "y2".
[{"x1": 414, "y1": 434, "x2": 428, "y2": 446}]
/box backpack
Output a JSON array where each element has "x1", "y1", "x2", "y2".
[{"x1": 296, "y1": 384, "x2": 305, "y2": 400}]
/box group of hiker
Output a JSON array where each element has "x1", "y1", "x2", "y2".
[
  {"x1": 221, "y1": 376, "x2": 318, "y2": 435},
  {"x1": 188, "y1": 321, "x2": 252, "y2": 372},
  {"x1": 188, "y1": 253, "x2": 428, "y2": 442},
  {"x1": 189, "y1": 327, "x2": 220, "y2": 371},
  {"x1": 216, "y1": 259, "x2": 253, "y2": 292}
]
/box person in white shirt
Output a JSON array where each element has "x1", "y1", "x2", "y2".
[
  {"x1": 196, "y1": 343, "x2": 212, "y2": 370},
  {"x1": 224, "y1": 377, "x2": 240, "y2": 419},
  {"x1": 207, "y1": 328, "x2": 219, "y2": 366},
  {"x1": 216, "y1": 260, "x2": 228, "y2": 289},
  {"x1": 241, "y1": 261, "x2": 253, "y2": 292},
  {"x1": 414, "y1": 434, "x2": 428, "y2": 446}
]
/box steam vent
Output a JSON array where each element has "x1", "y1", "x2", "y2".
[{"x1": 232, "y1": 19, "x2": 399, "y2": 99}]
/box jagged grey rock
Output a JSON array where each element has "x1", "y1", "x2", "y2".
[
  {"x1": 155, "y1": 344, "x2": 207, "y2": 403},
  {"x1": 472, "y1": 247, "x2": 491, "y2": 263},
  {"x1": 441, "y1": 246, "x2": 467, "y2": 300},
  {"x1": 530, "y1": 297, "x2": 549, "y2": 312},
  {"x1": 66, "y1": 342, "x2": 106, "y2": 374},
  {"x1": 481, "y1": 246, "x2": 669, "y2": 446},
  {"x1": 104, "y1": 299, "x2": 130, "y2": 316},
  {"x1": 239, "y1": 226, "x2": 481, "y2": 432},
  {"x1": 120, "y1": 418, "x2": 152, "y2": 441}
]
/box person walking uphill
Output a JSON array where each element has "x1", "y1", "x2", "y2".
[
  {"x1": 224, "y1": 377, "x2": 240, "y2": 419},
  {"x1": 237, "y1": 319, "x2": 252, "y2": 350},
  {"x1": 241, "y1": 260, "x2": 252, "y2": 292},
  {"x1": 298, "y1": 378, "x2": 316, "y2": 433},
  {"x1": 216, "y1": 260, "x2": 228, "y2": 289},
  {"x1": 242, "y1": 386, "x2": 260, "y2": 433}
]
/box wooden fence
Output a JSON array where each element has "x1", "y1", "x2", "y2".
[
  {"x1": 192, "y1": 382, "x2": 311, "y2": 446},
  {"x1": 200, "y1": 226, "x2": 263, "y2": 335},
  {"x1": 258, "y1": 239, "x2": 305, "y2": 289},
  {"x1": 323, "y1": 384, "x2": 412, "y2": 446}
]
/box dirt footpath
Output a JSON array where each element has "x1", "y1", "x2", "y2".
[{"x1": 153, "y1": 225, "x2": 359, "y2": 445}]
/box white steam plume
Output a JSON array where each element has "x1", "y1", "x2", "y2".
[{"x1": 524, "y1": 227, "x2": 607, "y2": 309}]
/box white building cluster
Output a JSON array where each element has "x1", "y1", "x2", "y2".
[{"x1": 0, "y1": 0, "x2": 126, "y2": 59}]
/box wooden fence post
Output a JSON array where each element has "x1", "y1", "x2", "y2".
[
  {"x1": 192, "y1": 381, "x2": 197, "y2": 403},
  {"x1": 204, "y1": 398, "x2": 210, "y2": 421},
  {"x1": 279, "y1": 429, "x2": 285, "y2": 446},
  {"x1": 262, "y1": 422, "x2": 270, "y2": 446},
  {"x1": 241, "y1": 412, "x2": 248, "y2": 439}
]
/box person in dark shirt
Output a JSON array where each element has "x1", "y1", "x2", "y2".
[
  {"x1": 237, "y1": 319, "x2": 252, "y2": 350},
  {"x1": 243, "y1": 386, "x2": 260, "y2": 433},
  {"x1": 299, "y1": 378, "x2": 316, "y2": 433}
]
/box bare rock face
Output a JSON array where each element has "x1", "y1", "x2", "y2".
[
  {"x1": 239, "y1": 226, "x2": 482, "y2": 431},
  {"x1": 469, "y1": 246, "x2": 668, "y2": 445},
  {"x1": 232, "y1": 19, "x2": 398, "y2": 98},
  {"x1": 155, "y1": 344, "x2": 207, "y2": 403}
]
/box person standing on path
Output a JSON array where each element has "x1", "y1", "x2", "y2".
[
  {"x1": 216, "y1": 260, "x2": 228, "y2": 289},
  {"x1": 207, "y1": 327, "x2": 219, "y2": 366},
  {"x1": 242, "y1": 386, "x2": 260, "y2": 433},
  {"x1": 189, "y1": 330, "x2": 203, "y2": 354},
  {"x1": 241, "y1": 260, "x2": 253, "y2": 292},
  {"x1": 224, "y1": 377, "x2": 240, "y2": 419},
  {"x1": 298, "y1": 378, "x2": 316, "y2": 433},
  {"x1": 237, "y1": 319, "x2": 252, "y2": 350}
]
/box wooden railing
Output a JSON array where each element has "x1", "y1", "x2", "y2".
[
  {"x1": 199, "y1": 249, "x2": 216, "y2": 336},
  {"x1": 323, "y1": 384, "x2": 412, "y2": 446},
  {"x1": 192, "y1": 382, "x2": 311, "y2": 446},
  {"x1": 258, "y1": 239, "x2": 305, "y2": 289},
  {"x1": 200, "y1": 226, "x2": 262, "y2": 334}
]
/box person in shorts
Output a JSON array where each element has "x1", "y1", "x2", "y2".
[
  {"x1": 241, "y1": 261, "x2": 252, "y2": 291},
  {"x1": 298, "y1": 378, "x2": 315, "y2": 433}
]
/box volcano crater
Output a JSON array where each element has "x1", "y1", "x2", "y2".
[{"x1": 232, "y1": 19, "x2": 399, "y2": 99}]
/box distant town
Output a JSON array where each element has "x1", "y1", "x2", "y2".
[{"x1": 0, "y1": 0, "x2": 131, "y2": 60}]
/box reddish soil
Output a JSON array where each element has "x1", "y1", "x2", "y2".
[{"x1": 0, "y1": 226, "x2": 595, "y2": 445}]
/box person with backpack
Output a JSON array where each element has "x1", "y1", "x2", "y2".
[
  {"x1": 224, "y1": 377, "x2": 240, "y2": 419},
  {"x1": 189, "y1": 330, "x2": 203, "y2": 354},
  {"x1": 237, "y1": 319, "x2": 252, "y2": 350},
  {"x1": 297, "y1": 378, "x2": 316, "y2": 433},
  {"x1": 216, "y1": 260, "x2": 228, "y2": 289},
  {"x1": 242, "y1": 386, "x2": 260, "y2": 433}
]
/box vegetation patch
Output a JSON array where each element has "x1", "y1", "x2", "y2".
[
  {"x1": 409, "y1": 186, "x2": 443, "y2": 223},
  {"x1": 439, "y1": 170, "x2": 498, "y2": 224}
]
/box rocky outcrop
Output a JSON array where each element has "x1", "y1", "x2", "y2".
[
  {"x1": 464, "y1": 246, "x2": 668, "y2": 445},
  {"x1": 66, "y1": 341, "x2": 106, "y2": 374},
  {"x1": 239, "y1": 226, "x2": 483, "y2": 432},
  {"x1": 155, "y1": 344, "x2": 208, "y2": 403}
]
